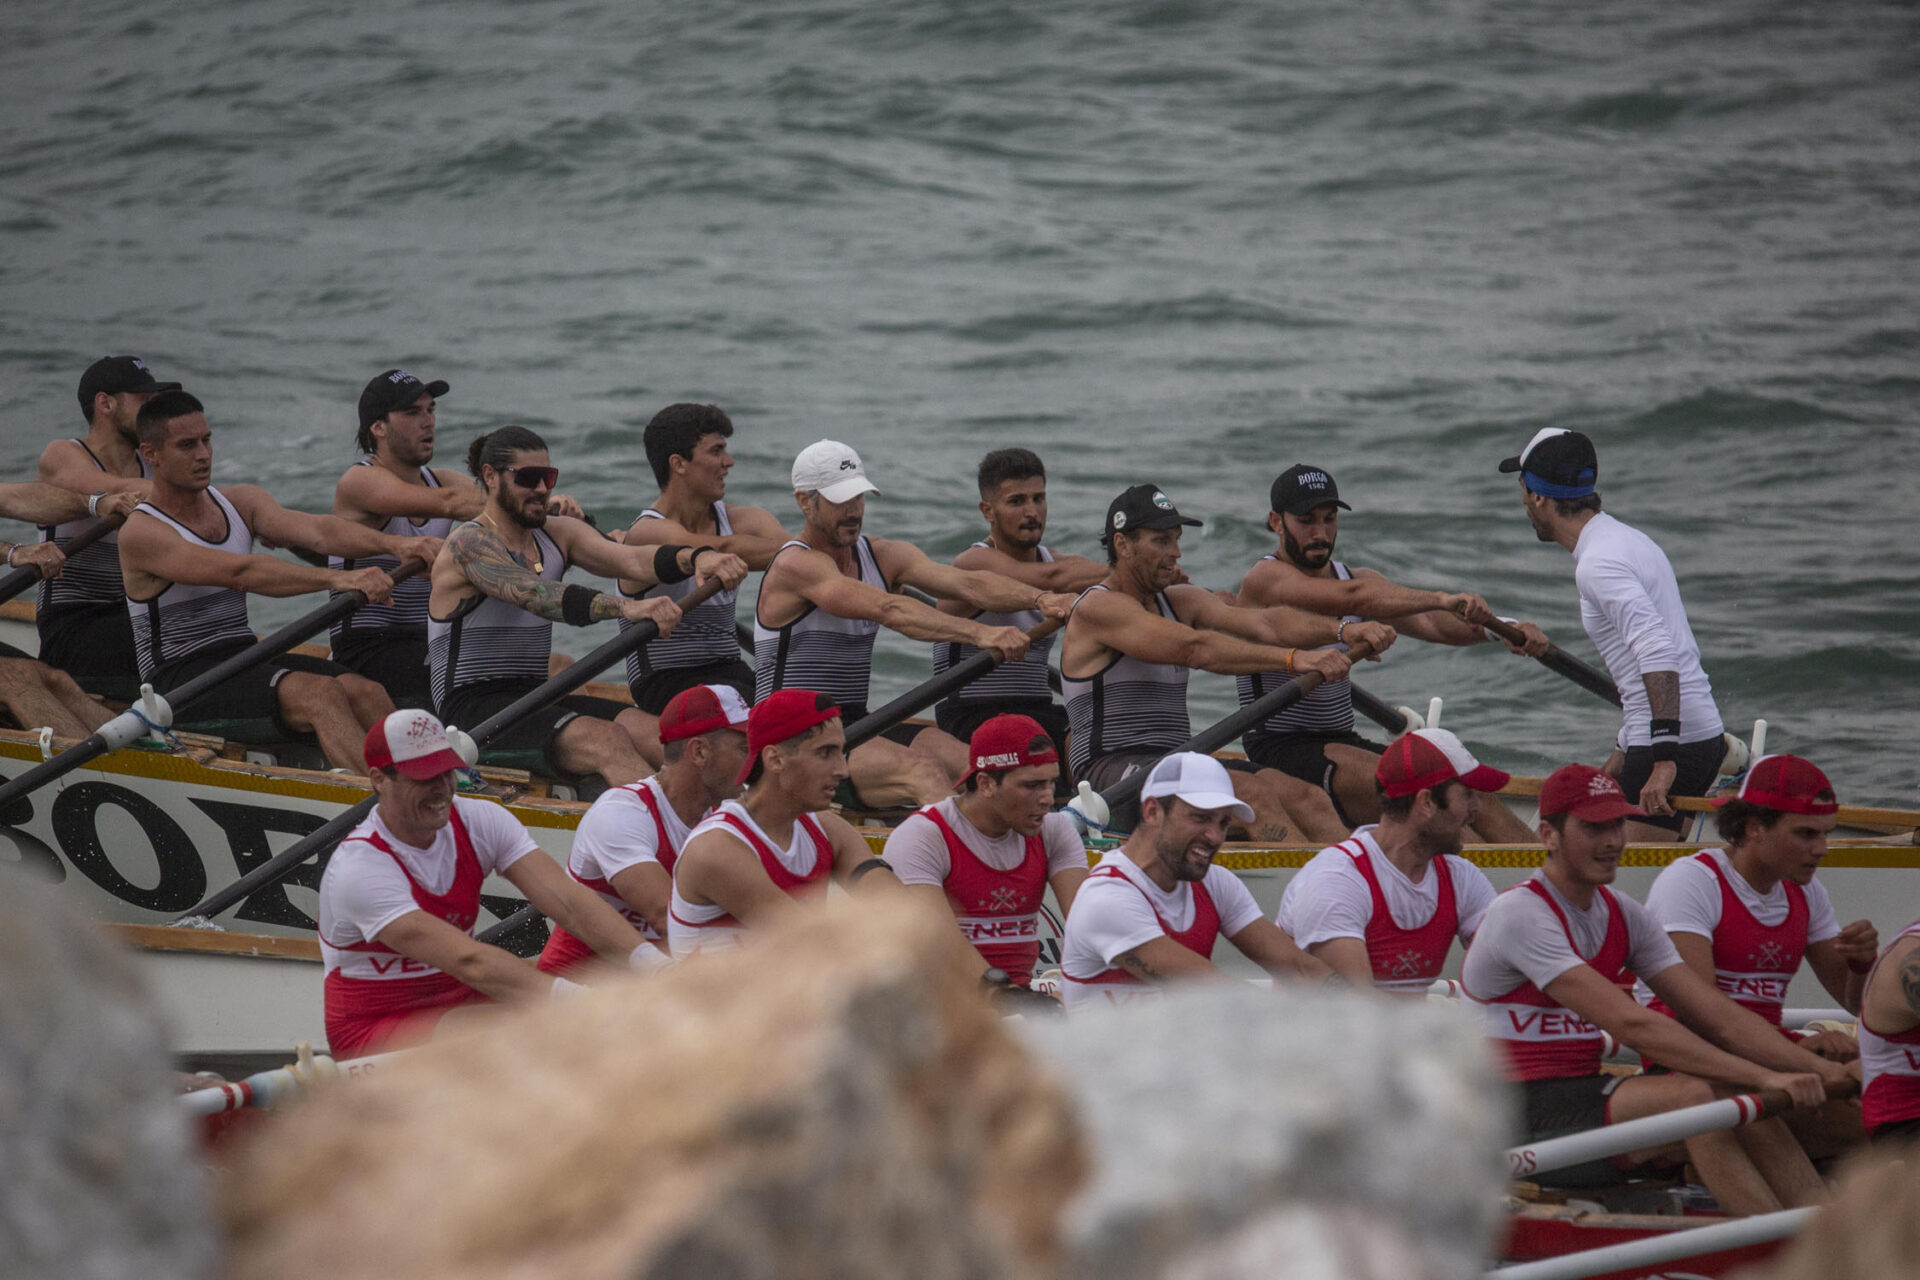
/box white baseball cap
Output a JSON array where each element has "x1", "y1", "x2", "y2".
[
  {"x1": 791, "y1": 439, "x2": 880, "y2": 504},
  {"x1": 1139, "y1": 752, "x2": 1255, "y2": 822}
]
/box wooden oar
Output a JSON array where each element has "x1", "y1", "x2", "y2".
[
  {"x1": 844, "y1": 617, "x2": 1064, "y2": 750},
  {"x1": 1498, "y1": 773, "x2": 1920, "y2": 832},
  {"x1": 0, "y1": 520, "x2": 114, "y2": 607},
  {"x1": 0, "y1": 561, "x2": 429, "y2": 814},
  {"x1": 1348, "y1": 682, "x2": 1411, "y2": 735},
  {"x1": 168, "y1": 577, "x2": 727, "y2": 928},
  {"x1": 1481, "y1": 616, "x2": 1621, "y2": 707}
]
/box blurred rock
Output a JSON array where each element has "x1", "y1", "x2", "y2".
[
  {"x1": 1737, "y1": 1153, "x2": 1920, "y2": 1280},
  {"x1": 0, "y1": 869, "x2": 216, "y2": 1280}
]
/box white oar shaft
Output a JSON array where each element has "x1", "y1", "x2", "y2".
[
  {"x1": 1487, "y1": 1206, "x2": 1813, "y2": 1280},
  {"x1": 1508, "y1": 1091, "x2": 1779, "y2": 1179},
  {"x1": 180, "y1": 1047, "x2": 412, "y2": 1115},
  {"x1": 1782, "y1": 1007, "x2": 1848, "y2": 1029}
]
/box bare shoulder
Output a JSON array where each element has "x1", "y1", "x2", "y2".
[{"x1": 727, "y1": 503, "x2": 788, "y2": 536}]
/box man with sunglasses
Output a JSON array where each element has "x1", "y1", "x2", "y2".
[{"x1": 428, "y1": 426, "x2": 748, "y2": 788}]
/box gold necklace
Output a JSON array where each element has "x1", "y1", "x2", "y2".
[{"x1": 479, "y1": 511, "x2": 542, "y2": 575}]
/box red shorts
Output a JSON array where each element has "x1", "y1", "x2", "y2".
[{"x1": 324, "y1": 970, "x2": 489, "y2": 1060}]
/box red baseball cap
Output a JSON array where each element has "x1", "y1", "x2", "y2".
[
  {"x1": 659, "y1": 683, "x2": 751, "y2": 744},
  {"x1": 1375, "y1": 728, "x2": 1510, "y2": 799},
  {"x1": 364, "y1": 709, "x2": 468, "y2": 780},
  {"x1": 1713, "y1": 754, "x2": 1837, "y2": 816},
  {"x1": 738, "y1": 689, "x2": 841, "y2": 785},
  {"x1": 957, "y1": 714, "x2": 1058, "y2": 789},
  {"x1": 1538, "y1": 763, "x2": 1646, "y2": 822}
]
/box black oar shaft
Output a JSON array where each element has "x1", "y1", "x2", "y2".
[
  {"x1": 844, "y1": 617, "x2": 1062, "y2": 750},
  {"x1": 0, "y1": 520, "x2": 114, "y2": 606},
  {"x1": 1097, "y1": 669, "x2": 1332, "y2": 811},
  {"x1": 1348, "y1": 683, "x2": 1411, "y2": 736},
  {"x1": 1482, "y1": 617, "x2": 1621, "y2": 707}
]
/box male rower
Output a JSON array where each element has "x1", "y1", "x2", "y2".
[
  {"x1": 117, "y1": 391, "x2": 440, "y2": 772},
  {"x1": 1060, "y1": 483, "x2": 1395, "y2": 840},
  {"x1": 1236, "y1": 463, "x2": 1544, "y2": 840},
  {"x1": 32, "y1": 356, "x2": 172, "y2": 700},
  {"x1": 931, "y1": 449, "x2": 1106, "y2": 761},
  {"x1": 616, "y1": 403, "x2": 789, "y2": 710},
  {"x1": 1461, "y1": 763, "x2": 1851, "y2": 1216},
  {"x1": 317, "y1": 709, "x2": 656, "y2": 1058},
  {"x1": 1857, "y1": 914, "x2": 1920, "y2": 1149},
  {"x1": 753, "y1": 440, "x2": 1076, "y2": 807},
  {"x1": 1275, "y1": 729, "x2": 1504, "y2": 994},
  {"x1": 428, "y1": 425, "x2": 747, "y2": 787},
  {"x1": 537, "y1": 683, "x2": 751, "y2": 976},
  {"x1": 1058, "y1": 752, "x2": 1331, "y2": 1012},
  {"x1": 1501, "y1": 429, "x2": 1727, "y2": 839},
  {"x1": 668, "y1": 689, "x2": 898, "y2": 956},
  {"x1": 883, "y1": 714, "x2": 1090, "y2": 989}
]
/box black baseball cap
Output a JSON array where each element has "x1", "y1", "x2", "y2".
[
  {"x1": 1498, "y1": 428, "x2": 1598, "y2": 499},
  {"x1": 77, "y1": 356, "x2": 180, "y2": 413},
  {"x1": 358, "y1": 369, "x2": 450, "y2": 430},
  {"x1": 1103, "y1": 484, "x2": 1202, "y2": 545},
  {"x1": 1269, "y1": 464, "x2": 1352, "y2": 517}
]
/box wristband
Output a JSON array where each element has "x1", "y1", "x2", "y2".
[
  {"x1": 87, "y1": 491, "x2": 105, "y2": 518},
  {"x1": 1335, "y1": 619, "x2": 1350, "y2": 645},
  {"x1": 847, "y1": 857, "x2": 893, "y2": 887},
  {"x1": 629, "y1": 943, "x2": 672, "y2": 974},
  {"x1": 652, "y1": 542, "x2": 693, "y2": 585},
  {"x1": 2, "y1": 544, "x2": 14, "y2": 568},
  {"x1": 1648, "y1": 717, "x2": 1681, "y2": 762},
  {"x1": 560, "y1": 583, "x2": 601, "y2": 627}
]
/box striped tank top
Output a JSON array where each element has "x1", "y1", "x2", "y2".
[
  {"x1": 126, "y1": 488, "x2": 257, "y2": 680},
  {"x1": 1061, "y1": 585, "x2": 1190, "y2": 776},
  {"x1": 427, "y1": 523, "x2": 565, "y2": 708},
  {"x1": 623, "y1": 501, "x2": 741, "y2": 685},
  {"x1": 329, "y1": 461, "x2": 451, "y2": 639},
  {"x1": 1238, "y1": 559, "x2": 1359, "y2": 736},
  {"x1": 933, "y1": 543, "x2": 1055, "y2": 706},
  {"x1": 754, "y1": 537, "x2": 886, "y2": 709},
  {"x1": 38, "y1": 439, "x2": 150, "y2": 614}
]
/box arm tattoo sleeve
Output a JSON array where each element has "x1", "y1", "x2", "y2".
[
  {"x1": 448, "y1": 523, "x2": 576, "y2": 622},
  {"x1": 1115, "y1": 948, "x2": 1162, "y2": 982},
  {"x1": 1642, "y1": 670, "x2": 1681, "y2": 720},
  {"x1": 1900, "y1": 953, "x2": 1920, "y2": 1018}
]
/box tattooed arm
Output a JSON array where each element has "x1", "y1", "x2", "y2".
[
  {"x1": 1853, "y1": 935, "x2": 1919, "y2": 1042},
  {"x1": 1112, "y1": 935, "x2": 1230, "y2": 986},
  {"x1": 436, "y1": 521, "x2": 682, "y2": 634}
]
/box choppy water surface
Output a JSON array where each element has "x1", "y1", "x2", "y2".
[{"x1": 2, "y1": 0, "x2": 1914, "y2": 802}]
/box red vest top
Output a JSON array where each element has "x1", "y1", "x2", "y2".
[
  {"x1": 538, "y1": 781, "x2": 679, "y2": 976},
  {"x1": 1340, "y1": 841, "x2": 1459, "y2": 996},
  {"x1": 1646, "y1": 852, "x2": 1808, "y2": 1027},
  {"x1": 1860, "y1": 920, "x2": 1920, "y2": 1136},
  {"x1": 669, "y1": 810, "x2": 833, "y2": 936},
  {"x1": 924, "y1": 806, "x2": 1049, "y2": 987},
  {"x1": 1065, "y1": 863, "x2": 1221, "y2": 989},
  {"x1": 1472, "y1": 880, "x2": 1632, "y2": 1083}
]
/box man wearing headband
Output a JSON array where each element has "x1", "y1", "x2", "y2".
[
  {"x1": 883, "y1": 714, "x2": 1090, "y2": 990},
  {"x1": 667, "y1": 689, "x2": 897, "y2": 955},
  {"x1": 1500, "y1": 429, "x2": 1726, "y2": 840}
]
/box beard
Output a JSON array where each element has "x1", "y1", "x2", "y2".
[
  {"x1": 494, "y1": 483, "x2": 547, "y2": 529},
  {"x1": 1282, "y1": 525, "x2": 1333, "y2": 569}
]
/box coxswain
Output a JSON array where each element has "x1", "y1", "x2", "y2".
[
  {"x1": 668, "y1": 689, "x2": 898, "y2": 956},
  {"x1": 616, "y1": 403, "x2": 789, "y2": 708},
  {"x1": 427, "y1": 425, "x2": 747, "y2": 786},
  {"x1": 1236, "y1": 463, "x2": 1544, "y2": 839},
  {"x1": 1856, "y1": 913, "x2": 1920, "y2": 1149},
  {"x1": 753, "y1": 440, "x2": 1074, "y2": 807},
  {"x1": 1461, "y1": 763, "x2": 1850, "y2": 1215},
  {"x1": 1500, "y1": 429, "x2": 1727, "y2": 839},
  {"x1": 536, "y1": 683, "x2": 751, "y2": 977},
  {"x1": 1275, "y1": 729, "x2": 1506, "y2": 993},
  {"x1": 882, "y1": 714, "x2": 1090, "y2": 990},
  {"x1": 930, "y1": 448, "x2": 1105, "y2": 763},
  {"x1": 116, "y1": 391, "x2": 439, "y2": 772},
  {"x1": 317, "y1": 709, "x2": 655, "y2": 1058},
  {"x1": 32, "y1": 355, "x2": 171, "y2": 700},
  {"x1": 1059, "y1": 483, "x2": 1395, "y2": 839}
]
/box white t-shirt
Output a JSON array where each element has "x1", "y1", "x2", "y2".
[
  {"x1": 1276, "y1": 826, "x2": 1497, "y2": 950},
  {"x1": 882, "y1": 798, "x2": 1087, "y2": 887},
  {"x1": 570, "y1": 777, "x2": 696, "y2": 883},
  {"x1": 1631, "y1": 848, "x2": 1839, "y2": 1004},
  {"x1": 1461, "y1": 871, "x2": 1683, "y2": 1001},
  {"x1": 667, "y1": 800, "x2": 828, "y2": 957},
  {"x1": 1060, "y1": 850, "x2": 1263, "y2": 987},
  {"x1": 318, "y1": 797, "x2": 538, "y2": 954},
  {"x1": 1571, "y1": 512, "x2": 1722, "y2": 746}
]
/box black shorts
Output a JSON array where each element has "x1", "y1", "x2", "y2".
[
  {"x1": 1078, "y1": 749, "x2": 1262, "y2": 833},
  {"x1": 331, "y1": 627, "x2": 433, "y2": 710},
  {"x1": 936, "y1": 698, "x2": 1069, "y2": 759},
  {"x1": 151, "y1": 639, "x2": 350, "y2": 743},
  {"x1": 1243, "y1": 729, "x2": 1383, "y2": 787},
  {"x1": 1617, "y1": 736, "x2": 1728, "y2": 835},
  {"x1": 629, "y1": 657, "x2": 754, "y2": 716},
  {"x1": 37, "y1": 603, "x2": 142, "y2": 701},
  {"x1": 832, "y1": 704, "x2": 950, "y2": 810},
  {"x1": 439, "y1": 680, "x2": 630, "y2": 778},
  {"x1": 1516, "y1": 1074, "x2": 1626, "y2": 1188}
]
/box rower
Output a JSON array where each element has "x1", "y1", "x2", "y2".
[
  {"x1": 426, "y1": 425, "x2": 747, "y2": 787},
  {"x1": 0, "y1": 478, "x2": 131, "y2": 737},
  {"x1": 931, "y1": 449, "x2": 1105, "y2": 763},
  {"x1": 1235, "y1": 463, "x2": 1544, "y2": 840},
  {"x1": 1059, "y1": 483, "x2": 1395, "y2": 840},
  {"x1": 753, "y1": 440, "x2": 1075, "y2": 807},
  {"x1": 32, "y1": 356, "x2": 170, "y2": 700},
  {"x1": 1500, "y1": 429, "x2": 1727, "y2": 841},
  {"x1": 1274, "y1": 729, "x2": 1505, "y2": 994},
  {"x1": 616, "y1": 403, "x2": 789, "y2": 709},
  {"x1": 882, "y1": 713, "x2": 1090, "y2": 989},
  {"x1": 317, "y1": 709, "x2": 656, "y2": 1058},
  {"x1": 117, "y1": 391, "x2": 439, "y2": 773},
  {"x1": 1058, "y1": 752, "x2": 1330, "y2": 1013},
  {"x1": 1460, "y1": 763, "x2": 1850, "y2": 1216},
  {"x1": 1857, "y1": 914, "x2": 1920, "y2": 1149},
  {"x1": 667, "y1": 689, "x2": 898, "y2": 956},
  {"x1": 536, "y1": 683, "x2": 751, "y2": 977}
]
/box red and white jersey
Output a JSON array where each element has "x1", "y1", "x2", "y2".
[
  {"x1": 667, "y1": 800, "x2": 833, "y2": 957},
  {"x1": 1860, "y1": 920, "x2": 1920, "y2": 1136},
  {"x1": 1059, "y1": 850, "x2": 1263, "y2": 1015},
  {"x1": 1638, "y1": 849, "x2": 1827, "y2": 1025},
  {"x1": 538, "y1": 777, "x2": 696, "y2": 975}
]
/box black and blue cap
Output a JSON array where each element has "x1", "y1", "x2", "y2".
[{"x1": 1498, "y1": 428, "x2": 1598, "y2": 500}]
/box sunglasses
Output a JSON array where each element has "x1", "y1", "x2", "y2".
[{"x1": 504, "y1": 465, "x2": 559, "y2": 490}]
